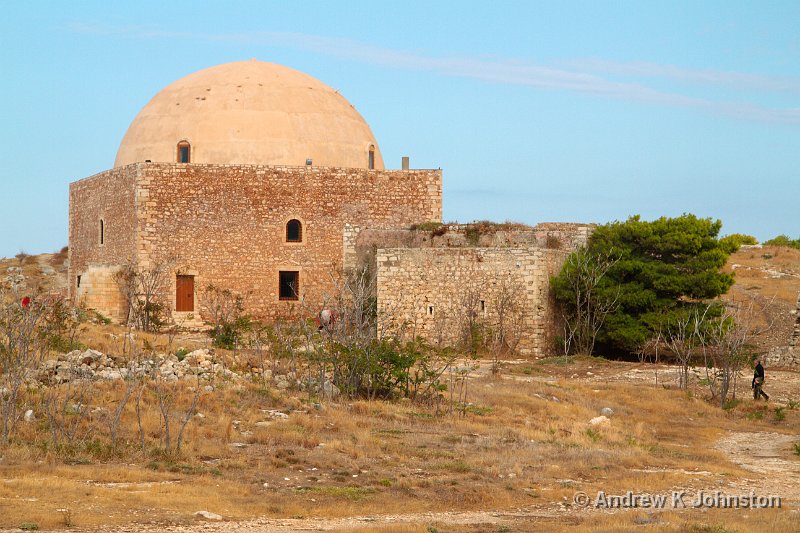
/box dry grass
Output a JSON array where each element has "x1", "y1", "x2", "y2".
[
  {"x1": 721, "y1": 245, "x2": 800, "y2": 355},
  {"x1": 0, "y1": 250, "x2": 68, "y2": 296},
  {"x1": 2, "y1": 352, "x2": 798, "y2": 530}
]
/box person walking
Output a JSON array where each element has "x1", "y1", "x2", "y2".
[{"x1": 752, "y1": 358, "x2": 769, "y2": 401}]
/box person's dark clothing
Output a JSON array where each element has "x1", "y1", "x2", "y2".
[{"x1": 752, "y1": 362, "x2": 769, "y2": 400}]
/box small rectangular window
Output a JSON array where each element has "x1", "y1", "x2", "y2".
[
  {"x1": 428, "y1": 305, "x2": 434, "y2": 316},
  {"x1": 77, "y1": 275, "x2": 81, "y2": 288},
  {"x1": 279, "y1": 271, "x2": 300, "y2": 300}
]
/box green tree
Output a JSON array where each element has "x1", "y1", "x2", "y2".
[
  {"x1": 554, "y1": 214, "x2": 734, "y2": 355},
  {"x1": 719, "y1": 233, "x2": 758, "y2": 254},
  {"x1": 763, "y1": 234, "x2": 800, "y2": 249}
]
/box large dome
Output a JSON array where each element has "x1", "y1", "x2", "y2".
[{"x1": 114, "y1": 60, "x2": 384, "y2": 169}]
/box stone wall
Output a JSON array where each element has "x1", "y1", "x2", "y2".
[
  {"x1": 134, "y1": 163, "x2": 441, "y2": 321},
  {"x1": 68, "y1": 166, "x2": 138, "y2": 321},
  {"x1": 354, "y1": 222, "x2": 594, "y2": 255},
  {"x1": 531, "y1": 222, "x2": 594, "y2": 250},
  {"x1": 766, "y1": 291, "x2": 800, "y2": 368},
  {"x1": 376, "y1": 246, "x2": 567, "y2": 357}
]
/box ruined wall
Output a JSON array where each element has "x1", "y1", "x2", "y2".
[
  {"x1": 531, "y1": 222, "x2": 594, "y2": 250},
  {"x1": 135, "y1": 163, "x2": 442, "y2": 321},
  {"x1": 68, "y1": 166, "x2": 138, "y2": 321},
  {"x1": 376, "y1": 247, "x2": 567, "y2": 357},
  {"x1": 767, "y1": 292, "x2": 800, "y2": 368},
  {"x1": 353, "y1": 222, "x2": 594, "y2": 256}
]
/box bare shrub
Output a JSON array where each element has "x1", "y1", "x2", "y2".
[
  {"x1": 457, "y1": 280, "x2": 487, "y2": 356},
  {"x1": 201, "y1": 284, "x2": 249, "y2": 349},
  {"x1": 0, "y1": 291, "x2": 63, "y2": 445},
  {"x1": 704, "y1": 295, "x2": 776, "y2": 406},
  {"x1": 662, "y1": 306, "x2": 709, "y2": 390},
  {"x1": 41, "y1": 366, "x2": 95, "y2": 450},
  {"x1": 552, "y1": 248, "x2": 620, "y2": 356},
  {"x1": 114, "y1": 258, "x2": 175, "y2": 332},
  {"x1": 490, "y1": 276, "x2": 525, "y2": 371}
]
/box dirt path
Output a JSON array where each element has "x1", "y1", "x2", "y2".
[
  {"x1": 715, "y1": 431, "x2": 800, "y2": 501},
  {"x1": 80, "y1": 508, "x2": 565, "y2": 532}
]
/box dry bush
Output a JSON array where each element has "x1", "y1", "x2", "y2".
[{"x1": 114, "y1": 258, "x2": 175, "y2": 332}]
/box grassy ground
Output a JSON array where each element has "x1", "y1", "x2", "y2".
[{"x1": 1, "y1": 354, "x2": 798, "y2": 531}]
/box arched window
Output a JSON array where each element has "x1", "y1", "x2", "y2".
[
  {"x1": 177, "y1": 141, "x2": 191, "y2": 163},
  {"x1": 368, "y1": 145, "x2": 375, "y2": 170},
  {"x1": 286, "y1": 219, "x2": 302, "y2": 242},
  {"x1": 99, "y1": 219, "x2": 105, "y2": 245}
]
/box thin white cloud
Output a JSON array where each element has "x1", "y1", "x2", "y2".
[
  {"x1": 66, "y1": 23, "x2": 800, "y2": 125},
  {"x1": 564, "y1": 58, "x2": 800, "y2": 94}
]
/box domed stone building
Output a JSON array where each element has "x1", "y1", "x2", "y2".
[
  {"x1": 69, "y1": 60, "x2": 441, "y2": 323},
  {"x1": 70, "y1": 59, "x2": 591, "y2": 357}
]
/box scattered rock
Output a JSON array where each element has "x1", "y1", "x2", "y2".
[
  {"x1": 589, "y1": 415, "x2": 610, "y2": 426},
  {"x1": 322, "y1": 381, "x2": 340, "y2": 400},
  {"x1": 24, "y1": 409, "x2": 35, "y2": 422},
  {"x1": 600, "y1": 407, "x2": 614, "y2": 417},
  {"x1": 633, "y1": 513, "x2": 661, "y2": 525},
  {"x1": 35, "y1": 347, "x2": 244, "y2": 386},
  {"x1": 263, "y1": 410, "x2": 289, "y2": 420},
  {"x1": 193, "y1": 511, "x2": 222, "y2": 521}
]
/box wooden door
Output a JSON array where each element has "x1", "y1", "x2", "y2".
[{"x1": 176, "y1": 275, "x2": 194, "y2": 312}]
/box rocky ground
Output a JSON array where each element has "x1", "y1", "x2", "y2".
[
  {"x1": 15, "y1": 358, "x2": 791, "y2": 533},
  {"x1": 28, "y1": 346, "x2": 340, "y2": 400}
]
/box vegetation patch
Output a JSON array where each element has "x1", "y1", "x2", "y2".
[{"x1": 296, "y1": 485, "x2": 376, "y2": 500}]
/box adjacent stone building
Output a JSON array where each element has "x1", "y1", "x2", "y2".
[
  {"x1": 69, "y1": 59, "x2": 585, "y2": 357},
  {"x1": 369, "y1": 224, "x2": 592, "y2": 356}
]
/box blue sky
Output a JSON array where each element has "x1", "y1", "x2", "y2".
[{"x1": 1, "y1": 1, "x2": 798, "y2": 257}]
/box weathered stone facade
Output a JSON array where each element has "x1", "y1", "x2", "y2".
[
  {"x1": 69, "y1": 166, "x2": 139, "y2": 321},
  {"x1": 375, "y1": 246, "x2": 570, "y2": 357},
  {"x1": 69, "y1": 162, "x2": 442, "y2": 322}
]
